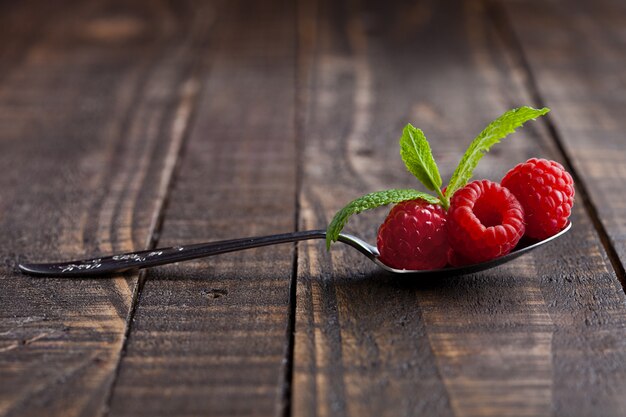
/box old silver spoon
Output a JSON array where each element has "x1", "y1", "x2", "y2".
[{"x1": 18, "y1": 222, "x2": 571, "y2": 278}]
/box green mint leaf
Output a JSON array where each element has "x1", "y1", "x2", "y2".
[
  {"x1": 400, "y1": 124, "x2": 443, "y2": 192},
  {"x1": 326, "y1": 189, "x2": 439, "y2": 249},
  {"x1": 445, "y1": 106, "x2": 550, "y2": 199}
]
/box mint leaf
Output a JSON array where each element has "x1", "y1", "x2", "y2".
[
  {"x1": 326, "y1": 189, "x2": 439, "y2": 249},
  {"x1": 445, "y1": 106, "x2": 550, "y2": 199},
  {"x1": 400, "y1": 124, "x2": 442, "y2": 192}
]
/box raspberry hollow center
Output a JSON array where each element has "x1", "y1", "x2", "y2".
[
  {"x1": 473, "y1": 198, "x2": 503, "y2": 228},
  {"x1": 447, "y1": 179, "x2": 526, "y2": 264}
]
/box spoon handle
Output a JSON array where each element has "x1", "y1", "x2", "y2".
[{"x1": 19, "y1": 230, "x2": 328, "y2": 277}]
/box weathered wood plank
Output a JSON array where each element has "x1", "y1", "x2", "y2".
[
  {"x1": 0, "y1": 1, "x2": 211, "y2": 415},
  {"x1": 499, "y1": 0, "x2": 626, "y2": 279},
  {"x1": 106, "y1": 0, "x2": 298, "y2": 416},
  {"x1": 293, "y1": 0, "x2": 626, "y2": 416}
]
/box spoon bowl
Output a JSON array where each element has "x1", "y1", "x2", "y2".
[
  {"x1": 368, "y1": 221, "x2": 571, "y2": 277},
  {"x1": 19, "y1": 222, "x2": 571, "y2": 278}
]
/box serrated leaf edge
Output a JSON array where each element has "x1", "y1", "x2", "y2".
[
  {"x1": 400, "y1": 123, "x2": 442, "y2": 191},
  {"x1": 325, "y1": 189, "x2": 439, "y2": 249},
  {"x1": 400, "y1": 124, "x2": 442, "y2": 191},
  {"x1": 444, "y1": 106, "x2": 550, "y2": 199}
]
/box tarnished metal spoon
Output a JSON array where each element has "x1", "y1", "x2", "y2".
[{"x1": 18, "y1": 222, "x2": 571, "y2": 278}]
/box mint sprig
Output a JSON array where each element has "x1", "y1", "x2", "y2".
[
  {"x1": 325, "y1": 106, "x2": 550, "y2": 249},
  {"x1": 444, "y1": 106, "x2": 549, "y2": 199},
  {"x1": 400, "y1": 124, "x2": 443, "y2": 194},
  {"x1": 325, "y1": 189, "x2": 439, "y2": 249}
]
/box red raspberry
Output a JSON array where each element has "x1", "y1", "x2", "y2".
[
  {"x1": 501, "y1": 158, "x2": 574, "y2": 239},
  {"x1": 447, "y1": 180, "x2": 525, "y2": 263},
  {"x1": 377, "y1": 199, "x2": 449, "y2": 270},
  {"x1": 447, "y1": 248, "x2": 473, "y2": 267}
]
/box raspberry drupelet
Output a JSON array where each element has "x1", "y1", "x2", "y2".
[
  {"x1": 377, "y1": 199, "x2": 449, "y2": 270},
  {"x1": 447, "y1": 180, "x2": 525, "y2": 264},
  {"x1": 501, "y1": 158, "x2": 574, "y2": 240}
]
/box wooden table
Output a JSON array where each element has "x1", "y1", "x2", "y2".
[{"x1": 2, "y1": 0, "x2": 626, "y2": 416}]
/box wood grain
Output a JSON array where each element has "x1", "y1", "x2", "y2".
[
  {"x1": 105, "y1": 0, "x2": 298, "y2": 416},
  {"x1": 498, "y1": 0, "x2": 626, "y2": 279},
  {"x1": 293, "y1": 0, "x2": 626, "y2": 416},
  {"x1": 3, "y1": 0, "x2": 626, "y2": 416},
  {"x1": 0, "y1": 0, "x2": 210, "y2": 415}
]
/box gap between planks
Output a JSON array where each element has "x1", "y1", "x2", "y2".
[
  {"x1": 487, "y1": 0, "x2": 626, "y2": 292},
  {"x1": 280, "y1": 0, "x2": 317, "y2": 414},
  {"x1": 101, "y1": 74, "x2": 205, "y2": 416}
]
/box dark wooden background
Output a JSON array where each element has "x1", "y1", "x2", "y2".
[{"x1": 1, "y1": 0, "x2": 626, "y2": 416}]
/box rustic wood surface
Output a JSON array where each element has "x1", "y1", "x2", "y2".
[
  {"x1": 499, "y1": 0, "x2": 626, "y2": 283},
  {"x1": 0, "y1": 0, "x2": 209, "y2": 415},
  {"x1": 293, "y1": 1, "x2": 626, "y2": 416},
  {"x1": 0, "y1": 0, "x2": 625, "y2": 416},
  {"x1": 106, "y1": 0, "x2": 298, "y2": 415}
]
